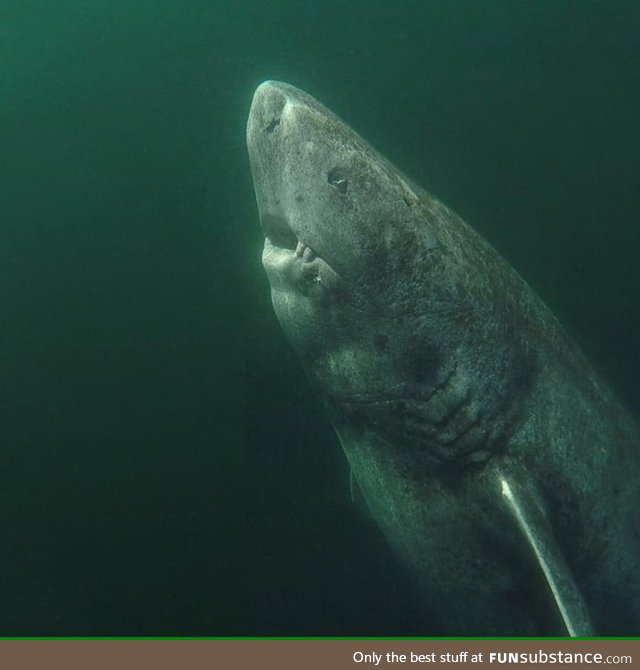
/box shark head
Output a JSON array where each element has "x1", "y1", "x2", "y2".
[
  {"x1": 247, "y1": 82, "x2": 440, "y2": 397},
  {"x1": 247, "y1": 80, "x2": 533, "y2": 468}
]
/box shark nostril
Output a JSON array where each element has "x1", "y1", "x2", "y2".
[{"x1": 265, "y1": 117, "x2": 281, "y2": 133}]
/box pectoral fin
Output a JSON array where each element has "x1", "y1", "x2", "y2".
[
  {"x1": 498, "y1": 471, "x2": 593, "y2": 636},
  {"x1": 350, "y1": 468, "x2": 372, "y2": 519}
]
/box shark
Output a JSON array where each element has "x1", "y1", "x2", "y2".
[{"x1": 246, "y1": 80, "x2": 640, "y2": 635}]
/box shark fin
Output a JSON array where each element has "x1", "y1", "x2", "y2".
[
  {"x1": 350, "y1": 468, "x2": 372, "y2": 519},
  {"x1": 498, "y1": 471, "x2": 593, "y2": 636}
]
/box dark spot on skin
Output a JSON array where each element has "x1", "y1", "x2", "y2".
[
  {"x1": 265, "y1": 117, "x2": 280, "y2": 133},
  {"x1": 402, "y1": 195, "x2": 413, "y2": 207},
  {"x1": 373, "y1": 333, "x2": 388, "y2": 351},
  {"x1": 327, "y1": 167, "x2": 348, "y2": 195},
  {"x1": 295, "y1": 194, "x2": 305, "y2": 203},
  {"x1": 405, "y1": 344, "x2": 442, "y2": 384}
]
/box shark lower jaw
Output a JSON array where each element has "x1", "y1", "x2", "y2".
[
  {"x1": 261, "y1": 236, "x2": 329, "y2": 298},
  {"x1": 262, "y1": 236, "x2": 320, "y2": 271},
  {"x1": 262, "y1": 233, "x2": 347, "y2": 309}
]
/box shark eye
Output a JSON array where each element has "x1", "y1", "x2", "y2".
[{"x1": 327, "y1": 167, "x2": 348, "y2": 195}]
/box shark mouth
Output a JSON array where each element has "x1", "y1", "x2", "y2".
[
  {"x1": 260, "y1": 212, "x2": 295, "y2": 249},
  {"x1": 260, "y1": 212, "x2": 320, "y2": 261},
  {"x1": 259, "y1": 205, "x2": 343, "y2": 292},
  {"x1": 260, "y1": 211, "x2": 343, "y2": 294}
]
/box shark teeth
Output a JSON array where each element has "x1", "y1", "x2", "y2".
[{"x1": 295, "y1": 240, "x2": 316, "y2": 262}]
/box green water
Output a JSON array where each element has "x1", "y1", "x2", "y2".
[{"x1": 1, "y1": 1, "x2": 638, "y2": 634}]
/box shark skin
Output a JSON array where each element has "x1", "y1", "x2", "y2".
[{"x1": 246, "y1": 80, "x2": 640, "y2": 635}]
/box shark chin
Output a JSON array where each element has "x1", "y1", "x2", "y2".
[{"x1": 246, "y1": 80, "x2": 640, "y2": 636}]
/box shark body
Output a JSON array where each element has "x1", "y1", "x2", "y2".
[{"x1": 246, "y1": 81, "x2": 640, "y2": 635}]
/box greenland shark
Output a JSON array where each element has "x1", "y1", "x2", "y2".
[{"x1": 246, "y1": 80, "x2": 640, "y2": 635}]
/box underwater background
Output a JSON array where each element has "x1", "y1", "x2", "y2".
[{"x1": 2, "y1": 0, "x2": 639, "y2": 634}]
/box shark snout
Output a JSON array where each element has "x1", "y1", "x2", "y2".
[
  {"x1": 248, "y1": 80, "x2": 289, "y2": 138},
  {"x1": 247, "y1": 81, "x2": 315, "y2": 254}
]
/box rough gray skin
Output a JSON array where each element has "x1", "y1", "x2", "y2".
[{"x1": 246, "y1": 80, "x2": 640, "y2": 635}]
